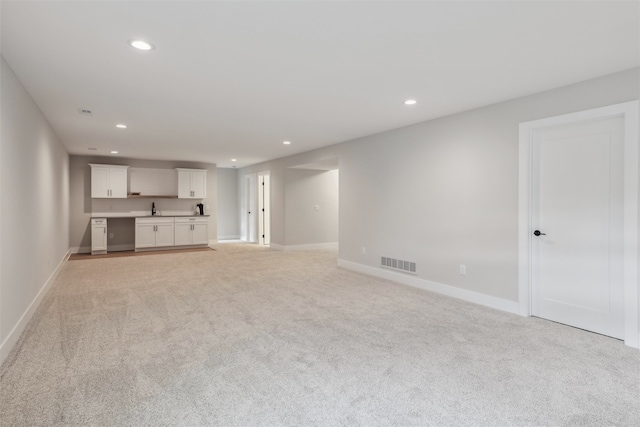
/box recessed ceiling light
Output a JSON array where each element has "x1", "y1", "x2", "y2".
[
  {"x1": 283, "y1": 141, "x2": 291, "y2": 145},
  {"x1": 231, "y1": 158, "x2": 237, "y2": 162},
  {"x1": 404, "y1": 99, "x2": 417, "y2": 105},
  {"x1": 129, "y1": 39, "x2": 154, "y2": 51},
  {"x1": 110, "y1": 150, "x2": 119, "y2": 154},
  {"x1": 116, "y1": 124, "x2": 127, "y2": 129}
]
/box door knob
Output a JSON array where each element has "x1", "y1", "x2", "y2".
[{"x1": 533, "y1": 230, "x2": 546, "y2": 236}]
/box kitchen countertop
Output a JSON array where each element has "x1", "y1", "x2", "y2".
[{"x1": 91, "y1": 214, "x2": 210, "y2": 219}]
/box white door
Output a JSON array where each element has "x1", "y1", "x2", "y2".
[
  {"x1": 91, "y1": 223, "x2": 107, "y2": 251},
  {"x1": 91, "y1": 166, "x2": 109, "y2": 198},
  {"x1": 155, "y1": 223, "x2": 175, "y2": 247},
  {"x1": 245, "y1": 174, "x2": 257, "y2": 243},
  {"x1": 531, "y1": 116, "x2": 624, "y2": 339},
  {"x1": 174, "y1": 223, "x2": 192, "y2": 246},
  {"x1": 258, "y1": 172, "x2": 270, "y2": 245},
  {"x1": 178, "y1": 171, "x2": 192, "y2": 198},
  {"x1": 192, "y1": 223, "x2": 208, "y2": 245},
  {"x1": 135, "y1": 223, "x2": 157, "y2": 248},
  {"x1": 109, "y1": 168, "x2": 128, "y2": 198},
  {"x1": 191, "y1": 171, "x2": 206, "y2": 198}
]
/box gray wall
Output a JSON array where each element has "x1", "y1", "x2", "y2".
[
  {"x1": 285, "y1": 169, "x2": 338, "y2": 246},
  {"x1": 69, "y1": 156, "x2": 217, "y2": 251},
  {"x1": 217, "y1": 168, "x2": 239, "y2": 239},
  {"x1": 239, "y1": 67, "x2": 639, "y2": 305},
  {"x1": 0, "y1": 57, "x2": 70, "y2": 363}
]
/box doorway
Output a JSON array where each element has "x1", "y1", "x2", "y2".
[
  {"x1": 258, "y1": 171, "x2": 270, "y2": 245},
  {"x1": 243, "y1": 174, "x2": 257, "y2": 243},
  {"x1": 518, "y1": 101, "x2": 638, "y2": 347}
]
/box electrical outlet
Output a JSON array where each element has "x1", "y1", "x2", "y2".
[
  {"x1": 459, "y1": 264, "x2": 466, "y2": 275},
  {"x1": 314, "y1": 204, "x2": 320, "y2": 211},
  {"x1": 109, "y1": 233, "x2": 114, "y2": 239},
  {"x1": 362, "y1": 246, "x2": 366, "y2": 255}
]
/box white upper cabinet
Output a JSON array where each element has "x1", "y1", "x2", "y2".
[
  {"x1": 176, "y1": 168, "x2": 207, "y2": 199},
  {"x1": 90, "y1": 164, "x2": 129, "y2": 198}
]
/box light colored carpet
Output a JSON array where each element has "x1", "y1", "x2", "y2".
[{"x1": 1, "y1": 244, "x2": 638, "y2": 426}]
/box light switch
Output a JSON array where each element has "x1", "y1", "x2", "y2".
[{"x1": 314, "y1": 205, "x2": 320, "y2": 211}]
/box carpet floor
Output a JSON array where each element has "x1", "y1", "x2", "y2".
[{"x1": 1, "y1": 244, "x2": 638, "y2": 426}]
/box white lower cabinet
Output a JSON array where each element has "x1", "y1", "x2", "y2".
[
  {"x1": 135, "y1": 217, "x2": 175, "y2": 250},
  {"x1": 174, "y1": 217, "x2": 208, "y2": 246},
  {"x1": 91, "y1": 218, "x2": 108, "y2": 254}
]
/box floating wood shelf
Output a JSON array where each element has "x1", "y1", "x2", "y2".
[{"x1": 127, "y1": 195, "x2": 178, "y2": 199}]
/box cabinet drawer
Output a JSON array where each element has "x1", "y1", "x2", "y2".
[
  {"x1": 136, "y1": 217, "x2": 174, "y2": 225},
  {"x1": 91, "y1": 218, "x2": 107, "y2": 225},
  {"x1": 174, "y1": 217, "x2": 208, "y2": 224}
]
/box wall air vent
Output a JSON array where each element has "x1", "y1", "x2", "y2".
[
  {"x1": 381, "y1": 256, "x2": 417, "y2": 274},
  {"x1": 79, "y1": 108, "x2": 92, "y2": 115}
]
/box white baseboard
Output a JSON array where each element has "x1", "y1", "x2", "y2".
[
  {"x1": 107, "y1": 244, "x2": 134, "y2": 252},
  {"x1": 70, "y1": 246, "x2": 91, "y2": 254},
  {"x1": 337, "y1": 259, "x2": 519, "y2": 315},
  {"x1": 271, "y1": 242, "x2": 339, "y2": 252},
  {"x1": 217, "y1": 235, "x2": 240, "y2": 241},
  {"x1": 0, "y1": 249, "x2": 71, "y2": 366}
]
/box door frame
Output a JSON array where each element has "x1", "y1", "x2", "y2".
[
  {"x1": 518, "y1": 100, "x2": 639, "y2": 348},
  {"x1": 242, "y1": 174, "x2": 257, "y2": 243},
  {"x1": 257, "y1": 171, "x2": 271, "y2": 246}
]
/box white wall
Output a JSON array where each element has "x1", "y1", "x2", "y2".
[
  {"x1": 285, "y1": 168, "x2": 338, "y2": 246},
  {"x1": 238, "y1": 68, "x2": 639, "y2": 309},
  {"x1": 217, "y1": 168, "x2": 239, "y2": 239},
  {"x1": 0, "y1": 57, "x2": 70, "y2": 365}
]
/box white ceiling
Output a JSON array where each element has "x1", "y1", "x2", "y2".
[{"x1": 2, "y1": 1, "x2": 638, "y2": 168}]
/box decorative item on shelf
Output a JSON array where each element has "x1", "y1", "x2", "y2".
[
  {"x1": 196, "y1": 203, "x2": 204, "y2": 216},
  {"x1": 152, "y1": 202, "x2": 156, "y2": 216}
]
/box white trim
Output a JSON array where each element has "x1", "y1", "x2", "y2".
[
  {"x1": 518, "y1": 100, "x2": 639, "y2": 348},
  {"x1": 0, "y1": 249, "x2": 71, "y2": 365},
  {"x1": 280, "y1": 242, "x2": 339, "y2": 251},
  {"x1": 107, "y1": 244, "x2": 134, "y2": 252},
  {"x1": 69, "y1": 246, "x2": 91, "y2": 254},
  {"x1": 269, "y1": 242, "x2": 338, "y2": 251},
  {"x1": 217, "y1": 235, "x2": 241, "y2": 241},
  {"x1": 257, "y1": 170, "x2": 271, "y2": 246},
  {"x1": 338, "y1": 259, "x2": 519, "y2": 314},
  {"x1": 135, "y1": 244, "x2": 209, "y2": 253}
]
